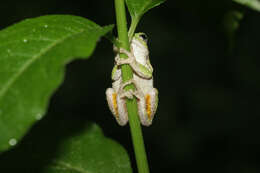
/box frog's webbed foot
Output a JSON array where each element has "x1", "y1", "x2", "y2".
[
  {"x1": 118, "y1": 79, "x2": 144, "y2": 100},
  {"x1": 118, "y1": 80, "x2": 135, "y2": 99},
  {"x1": 115, "y1": 48, "x2": 135, "y2": 66}
]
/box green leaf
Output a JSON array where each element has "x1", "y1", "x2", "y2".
[
  {"x1": 0, "y1": 117, "x2": 132, "y2": 173},
  {"x1": 126, "y1": 0, "x2": 166, "y2": 20},
  {"x1": 43, "y1": 123, "x2": 132, "y2": 173},
  {"x1": 126, "y1": 0, "x2": 166, "y2": 38},
  {"x1": 233, "y1": 0, "x2": 260, "y2": 12},
  {"x1": 0, "y1": 15, "x2": 113, "y2": 153}
]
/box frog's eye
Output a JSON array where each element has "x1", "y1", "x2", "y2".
[{"x1": 139, "y1": 33, "x2": 148, "y2": 42}]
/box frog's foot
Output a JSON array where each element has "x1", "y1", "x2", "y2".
[
  {"x1": 124, "y1": 79, "x2": 145, "y2": 99},
  {"x1": 106, "y1": 88, "x2": 128, "y2": 126},
  {"x1": 119, "y1": 90, "x2": 134, "y2": 99},
  {"x1": 113, "y1": 45, "x2": 130, "y2": 53},
  {"x1": 115, "y1": 48, "x2": 135, "y2": 66},
  {"x1": 118, "y1": 79, "x2": 143, "y2": 99},
  {"x1": 118, "y1": 80, "x2": 135, "y2": 99}
]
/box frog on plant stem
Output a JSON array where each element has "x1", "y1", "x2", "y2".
[{"x1": 106, "y1": 33, "x2": 158, "y2": 126}]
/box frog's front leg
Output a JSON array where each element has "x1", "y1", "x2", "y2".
[
  {"x1": 106, "y1": 88, "x2": 128, "y2": 126},
  {"x1": 115, "y1": 48, "x2": 152, "y2": 79}
]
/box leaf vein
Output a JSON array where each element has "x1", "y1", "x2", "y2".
[
  {"x1": 0, "y1": 29, "x2": 86, "y2": 99},
  {"x1": 52, "y1": 160, "x2": 91, "y2": 173}
]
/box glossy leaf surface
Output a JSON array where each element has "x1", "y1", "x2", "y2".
[
  {"x1": 0, "y1": 15, "x2": 113, "y2": 152},
  {"x1": 126, "y1": 0, "x2": 166, "y2": 20}
]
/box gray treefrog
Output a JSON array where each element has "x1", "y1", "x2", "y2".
[{"x1": 106, "y1": 33, "x2": 158, "y2": 126}]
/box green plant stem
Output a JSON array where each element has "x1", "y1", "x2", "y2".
[
  {"x1": 128, "y1": 17, "x2": 140, "y2": 40},
  {"x1": 114, "y1": 0, "x2": 150, "y2": 173}
]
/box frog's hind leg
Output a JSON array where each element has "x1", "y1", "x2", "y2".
[
  {"x1": 137, "y1": 88, "x2": 158, "y2": 126},
  {"x1": 106, "y1": 88, "x2": 128, "y2": 126}
]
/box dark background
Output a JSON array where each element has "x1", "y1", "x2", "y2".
[{"x1": 0, "y1": 0, "x2": 260, "y2": 172}]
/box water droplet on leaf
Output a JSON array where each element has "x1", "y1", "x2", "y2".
[
  {"x1": 35, "y1": 113, "x2": 43, "y2": 120},
  {"x1": 9, "y1": 138, "x2": 17, "y2": 146}
]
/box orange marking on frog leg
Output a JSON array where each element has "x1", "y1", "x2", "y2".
[
  {"x1": 112, "y1": 93, "x2": 119, "y2": 118},
  {"x1": 145, "y1": 94, "x2": 152, "y2": 120}
]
